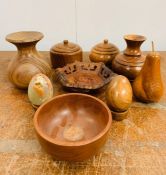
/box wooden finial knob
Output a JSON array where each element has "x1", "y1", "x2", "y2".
[
  {"x1": 104, "y1": 39, "x2": 108, "y2": 44},
  {"x1": 64, "y1": 40, "x2": 68, "y2": 45}
]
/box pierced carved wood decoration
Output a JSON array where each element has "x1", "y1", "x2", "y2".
[{"x1": 56, "y1": 61, "x2": 115, "y2": 92}]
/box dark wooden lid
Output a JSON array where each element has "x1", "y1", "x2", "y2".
[
  {"x1": 91, "y1": 39, "x2": 119, "y2": 55},
  {"x1": 51, "y1": 40, "x2": 82, "y2": 54}
]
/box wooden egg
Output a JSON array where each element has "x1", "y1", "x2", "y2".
[
  {"x1": 28, "y1": 73, "x2": 53, "y2": 108},
  {"x1": 106, "y1": 75, "x2": 132, "y2": 112}
]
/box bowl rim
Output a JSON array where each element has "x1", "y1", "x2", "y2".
[
  {"x1": 124, "y1": 34, "x2": 146, "y2": 41},
  {"x1": 33, "y1": 93, "x2": 112, "y2": 147},
  {"x1": 6, "y1": 31, "x2": 44, "y2": 43}
]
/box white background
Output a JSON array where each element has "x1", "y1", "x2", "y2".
[{"x1": 0, "y1": 0, "x2": 166, "y2": 51}]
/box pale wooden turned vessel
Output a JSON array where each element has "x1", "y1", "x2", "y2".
[
  {"x1": 6, "y1": 31, "x2": 51, "y2": 89},
  {"x1": 133, "y1": 42, "x2": 164, "y2": 102}
]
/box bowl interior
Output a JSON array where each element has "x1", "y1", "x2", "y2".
[{"x1": 35, "y1": 94, "x2": 110, "y2": 144}]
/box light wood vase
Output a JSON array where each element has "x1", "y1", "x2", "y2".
[{"x1": 6, "y1": 31, "x2": 51, "y2": 89}]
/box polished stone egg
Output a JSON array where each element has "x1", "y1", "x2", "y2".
[{"x1": 28, "y1": 73, "x2": 53, "y2": 108}]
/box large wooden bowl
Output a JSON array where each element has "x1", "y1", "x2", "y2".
[{"x1": 34, "y1": 93, "x2": 112, "y2": 161}]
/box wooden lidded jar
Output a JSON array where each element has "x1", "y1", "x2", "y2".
[
  {"x1": 89, "y1": 39, "x2": 119, "y2": 66},
  {"x1": 50, "y1": 40, "x2": 82, "y2": 68}
]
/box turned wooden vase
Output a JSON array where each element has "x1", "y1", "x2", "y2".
[
  {"x1": 112, "y1": 34, "x2": 146, "y2": 80},
  {"x1": 6, "y1": 31, "x2": 51, "y2": 89}
]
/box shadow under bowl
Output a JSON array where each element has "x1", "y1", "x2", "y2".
[{"x1": 34, "y1": 93, "x2": 112, "y2": 161}]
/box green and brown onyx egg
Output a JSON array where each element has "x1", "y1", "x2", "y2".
[
  {"x1": 28, "y1": 73, "x2": 53, "y2": 108},
  {"x1": 106, "y1": 75, "x2": 132, "y2": 112}
]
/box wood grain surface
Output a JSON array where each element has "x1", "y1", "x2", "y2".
[{"x1": 0, "y1": 51, "x2": 166, "y2": 175}]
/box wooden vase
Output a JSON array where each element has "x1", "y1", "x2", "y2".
[
  {"x1": 6, "y1": 31, "x2": 51, "y2": 89},
  {"x1": 112, "y1": 34, "x2": 146, "y2": 80}
]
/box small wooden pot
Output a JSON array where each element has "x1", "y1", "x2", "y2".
[
  {"x1": 50, "y1": 40, "x2": 82, "y2": 68},
  {"x1": 89, "y1": 39, "x2": 119, "y2": 67}
]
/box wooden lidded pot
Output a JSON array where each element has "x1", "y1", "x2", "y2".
[
  {"x1": 50, "y1": 40, "x2": 82, "y2": 68},
  {"x1": 89, "y1": 39, "x2": 119, "y2": 66}
]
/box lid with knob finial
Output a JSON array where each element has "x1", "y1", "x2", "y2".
[{"x1": 51, "y1": 40, "x2": 82, "y2": 54}]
